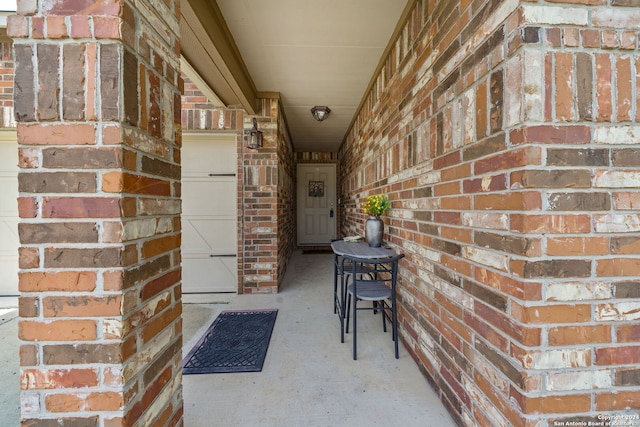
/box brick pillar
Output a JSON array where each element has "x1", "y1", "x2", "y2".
[
  {"x1": 242, "y1": 98, "x2": 280, "y2": 294},
  {"x1": 338, "y1": 0, "x2": 640, "y2": 425},
  {"x1": 9, "y1": 0, "x2": 183, "y2": 425},
  {"x1": 502, "y1": 2, "x2": 640, "y2": 422}
]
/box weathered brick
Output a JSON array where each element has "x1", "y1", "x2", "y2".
[
  {"x1": 37, "y1": 44, "x2": 60, "y2": 120},
  {"x1": 141, "y1": 155, "x2": 180, "y2": 180},
  {"x1": 547, "y1": 370, "x2": 612, "y2": 392},
  {"x1": 45, "y1": 391, "x2": 123, "y2": 412},
  {"x1": 20, "y1": 319, "x2": 97, "y2": 341},
  {"x1": 489, "y1": 69, "x2": 503, "y2": 134},
  {"x1": 576, "y1": 53, "x2": 593, "y2": 120},
  {"x1": 21, "y1": 417, "x2": 99, "y2": 427},
  {"x1": 19, "y1": 247, "x2": 40, "y2": 269},
  {"x1": 613, "y1": 281, "x2": 640, "y2": 298},
  {"x1": 140, "y1": 269, "x2": 181, "y2": 301},
  {"x1": 42, "y1": 0, "x2": 121, "y2": 16},
  {"x1": 13, "y1": 44, "x2": 35, "y2": 121},
  {"x1": 597, "y1": 258, "x2": 640, "y2": 277},
  {"x1": 19, "y1": 222, "x2": 98, "y2": 244},
  {"x1": 17, "y1": 197, "x2": 38, "y2": 218},
  {"x1": 547, "y1": 236, "x2": 609, "y2": 256},
  {"x1": 18, "y1": 123, "x2": 97, "y2": 145},
  {"x1": 474, "y1": 338, "x2": 524, "y2": 388},
  {"x1": 616, "y1": 55, "x2": 633, "y2": 121},
  {"x1": 123, "y1": 48, "x2": 138, "y2": 126},
  {"x1": 70, "y1": 16, "x2": 92, "y2": 38},
  {"x1": 519, "y1": 259, "x2": 591, "y2": 278},
  {"x1": 43, "y1": 343, "x2": 122, "y2": 365},
  {"x1": 548, "y1": 325, "x2": 611, "y2": 346},
  {"x1": 63, "y1": 44, "x2": 85, "y2": 120},
  {"x1": 21, "y1": 368, "x2": 99, "y2": 390},
  {"x1": 42, "y1": 197, "x2": 121, "y2": 218},
  {"x1": 555, "y1": 52, "x2": 574, "y2": 121},
  {"x1": 44, "y1": 247, "x2": 123, "y2": 268},
  {"x1": 547, "y1": 148, "x2": 609, "y2": 167},
  {"x1": 522, "y1": 394, "x2": 591, "y2": 414},
  {"x1": 547, "y1": 192, "x2": 611, "y2": 211},
  {"x1": 102, "y1": 171, "x2": 172, "y2": 196},
  {"x1": 19, "y1": 271, "x2": 97, "y2": 292},
  {"x1": 510, "y1": 125, "x2": 591, "y2": 145},
  {"x1": 100, "y1": 43, "x2": 120, "y2": 120},
  {"x1": 19, "y1": 296, "x2": 39, "y2": 317},
  {"x1": 612, "y1": 148, "x2": 640, "y2": 166},
  {"x1": 511, "y1": 170, "x2": 591, "y2": 188},
  {"x1": 475, "y1": 231, "x2": 541, "y2": 256},
  {"x1": 615, "y1": 368, "x2": 640, "y2": 386},
  {"x1": 512, "y1": 303, "x2": 591, "y2": 324},
  {"x1": 596, "y1": 302, "x2": 640, "y2": 321},
  {"x1": 596, "y1": 346, "x2": 640, "y2": 365},
  {"x1": 595, "y1": 390, "x2": 640, "y2": 411},
  {"x1": 43, "y1": 295, "x2": 122, "y2": 317},
  {"x1": 20, "y1": 345, "x2": 38, "y2": 366},
  {"x1": 19, "y1": 172, "x2": 97, "y2": 193},
  {"x1": 475, "y1": 192, "x2": 541, "y2": 210},
  {"x1": 93, "y1": 16, "x2": 121, "y2": 39},
  {"x1": 43, "y1": 147, "x2": 124, "y2": 169}
]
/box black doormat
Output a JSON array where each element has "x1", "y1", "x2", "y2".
[
  {"x1": 302, "y1": 246, "x2": 333, "y2": 254},
  {"x1": 182, "y1": 309, "x2": 278, "y2": 374}
]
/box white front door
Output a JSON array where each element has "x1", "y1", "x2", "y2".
[
  {"x1": 0, "y1": 130, "x2": 18, "y2": 296},
  {"x1": 297, "y1": 164, "x2": 336, "y2": 245},
  {"x1": 181, "y1": 132, "x2": 237, "y2": 293}
]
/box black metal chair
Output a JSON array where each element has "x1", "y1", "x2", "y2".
[
  {"x1": 344, "y1": 252, "x2": 405, "y2": 360},
  {"x1": 333, "y1": 251, "x2": 377, "y2": 343}
]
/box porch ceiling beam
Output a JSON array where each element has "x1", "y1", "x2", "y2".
[{"x1": 181, "y1": 0, "x2": 258, "y2": 114}]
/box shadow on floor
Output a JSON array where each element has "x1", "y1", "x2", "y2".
[{"x1": 0, "y1": 251, "x2": 455, "y2": 426}]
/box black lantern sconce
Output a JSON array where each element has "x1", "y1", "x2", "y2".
[{"x1": 246, "y1": 118, "x2": 263, "y2": 149}]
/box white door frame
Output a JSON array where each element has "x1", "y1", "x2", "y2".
[{"x1": 297, "y1": 163, "x2": 337, "y2": 246}]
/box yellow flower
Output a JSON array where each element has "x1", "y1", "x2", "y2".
[{"x1": 362, "y1": 194, "x2": 390, "y2": 216}]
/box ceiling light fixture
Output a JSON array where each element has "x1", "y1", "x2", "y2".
[
  {"x1": 311, "y1": 106, "x2": 331, "y2": 122},
  {"x1": 245, "y1": 118, "x2": 263, "y2": 149}
]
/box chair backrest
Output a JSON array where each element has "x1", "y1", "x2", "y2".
[{"x1": 344, "y1": 252, "x2": 405, "y2": 287}]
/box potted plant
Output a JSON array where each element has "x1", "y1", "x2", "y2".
[{"x1": 362, "y1": 194, "x2": 391, "y2": 247}]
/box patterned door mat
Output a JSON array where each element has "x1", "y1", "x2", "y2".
[{"x1": 183, "y1": 309, "x2": 278, "y2": 374}]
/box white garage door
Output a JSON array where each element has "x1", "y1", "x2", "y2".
[
  {"x1": 0, "y1": 130, "x2": 18, "y2": 296},
  {"x1": 181, "y1": 132, "x2": 237, "y2": 293}
]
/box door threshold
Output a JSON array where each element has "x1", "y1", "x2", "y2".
[
  {"x1": 182, "y1": 293, "x2": 235, "y2": 304},
  {"x1": 300, "y1": 245, "x2": 333, "y2": 254}
]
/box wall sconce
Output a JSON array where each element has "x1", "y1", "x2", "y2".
[
  {"x1": 311, "y1": 106, "x2": 331, "y2": 122},
  {"x1": 245, "y1": 117, "x2": 263, "y2": 149}
]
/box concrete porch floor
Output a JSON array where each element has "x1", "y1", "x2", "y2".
[{"x1": 0, "y1": 250, "x2": 456, "y2": 426}]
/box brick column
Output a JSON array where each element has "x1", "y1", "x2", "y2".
[
  {"x1": 9, "y1": 0, "x2": 183, "y2": 425},
  {"x1": 338, "y1": 0, "x2": 640, "y2": 425},
  {"x1": 242, "y1": 98, "x2": 281, "y2": 294},
  {"x1": 503, "y1": 3, "x2": 640, "y2": 423}
]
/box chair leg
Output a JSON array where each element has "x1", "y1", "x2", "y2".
[
  {"x1": 342, "y1": 275, "x2": 350, "y2": 320},
  {"x1": 392, "y1": 299, "x2": 399, "y2": 359},
  {"x1": 345, "y1": 293, "x2": 351, "y2": 334},
  {"x1": 333, "y1": 255, "x2": 341, "y2": 315},
  {"x1": 353, "y1": 295, "x2": 358, "y2": 360},
  {"x1": 381, "y1": 301, "x2": 387, "y2": 332}
]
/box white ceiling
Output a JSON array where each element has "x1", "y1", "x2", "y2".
[{"x1": 215, "y1": 0, "x2": 409, "y2": 152}]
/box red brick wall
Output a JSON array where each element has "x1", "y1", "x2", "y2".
[
  {"x1": 339, "y1": 0, "x2": 640, "y2": 425},
  {"x1": 10, "y1": 0, "x2": 183, "y2": 425},
  {"x1": 181, "y1": 80, "x2": 296, "y2": 293},
  {"x1": 275, "y1": 102, "x2": 296, "y2": 284}
]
